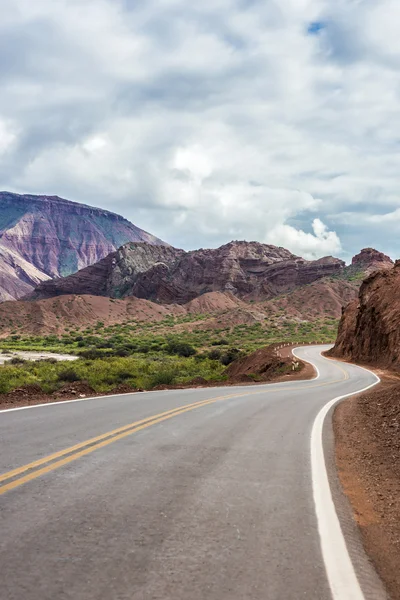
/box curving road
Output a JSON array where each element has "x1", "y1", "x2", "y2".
[{"x1": 0, "y1": 346, "x2": 387, "y2": 600}]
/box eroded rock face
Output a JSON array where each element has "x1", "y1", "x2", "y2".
[
  {"x1": 331, "y1": 261, "x2": 400, "y2": 370},
  {"x1": 130, "y1": 241, "x2": 346, "y2": 303},
  {"x1": 29, "y1": 240, "x2": 346, "y2": 303},
  {"x1": 0, "y1": 192, "x2": 165, "y2": 300},
  {"x1": 351, "y1": 248, "x2": 393, "y2": 274},
  {"x1": 28, "y1": 243, "x2": 185, "y2": 300}
]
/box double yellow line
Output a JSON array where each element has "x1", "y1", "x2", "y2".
[
  {"x1": 0, "y1": 392, "x2": 243, "y2": 496},
  {"x1": 0, "y1": 363, "x2": 350, "y2": 496}
]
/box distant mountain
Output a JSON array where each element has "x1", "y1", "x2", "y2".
[
  {"x1": 0, "y1": 192, "x2": 166, "y2": 301},
  {"x1": 28, "y1": 240, "x2": 346, "y2": 303},
  {"x1": 261, "y1": 247, "x2": 394, "y2": 320},
  {"x1": 0, "y1": 244, "x2": 394, "y2": 338}
]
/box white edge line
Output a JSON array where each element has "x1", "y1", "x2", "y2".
[
  {"x1": 292, "y1": 345, "x2": 323, "y2": 380},
  {"x1": 310, "y1": 354, "x2": 381, "y2": 600},
  {"x1": 0, "y1": 390, "x2": 144, "y2": 413},
  {"x1": 0, "y1": 343, "x2": 382, "y2": 597}
]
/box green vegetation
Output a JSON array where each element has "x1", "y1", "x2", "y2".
[
  {"x1": 0, "y1": 355, "x2": 226, "y2": 395},
  {"x1": 0, "y1": 312, "x2": 339, "y2": 396},
  {"x1": 0, "y1": 314, "x2": 339, "y2": 356}
]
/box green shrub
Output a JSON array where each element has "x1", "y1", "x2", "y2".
[
  {"x1": 165, "y1": 340, "x2": 196, "y2": 357},
  {"x1": 57, "y1": 368, "x2": 81, "y2": 383},
  {"x1": 219, "y1": 348, "x2": 241, "y2": 366},
  {"x1": 147, "y1": 370, "x2": 176, "y2": 387},
  {"x1": 9, "y1": 357, "x2": 27, "y2": 365},
  {"x1": 211, "y1": 339, "x2": 229, "y2": 346},
  {"x1": 37, "y1": 358, "x2": 58, "y2": 364},
  {"x1": 78, "y1": 349, "x2": 106, "y2": 360},
  {"x1": 115, "y1": 347, "x2": 130, "y2": 357}
]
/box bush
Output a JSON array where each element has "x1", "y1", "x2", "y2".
[
  {"x1": 208, "y1": 349, "x2": 222, "y2": 360},
  {"x1": 165, "y1": 340, "x2": 196, "y2": 357},
  {"x1": 147, "y1": 370, "x2": 176, "y2": 387},
  {"x1": 211, "y1": 339, "x2": 229, "y2": 346},
  {"x1": 115, "y1": 347, "x2": 130, "y2": 357},
  {"x1": 219, "y1": 348, "x2": 241, "y2": 366},
  {"x1": 57, "y1": 368, "x2": 81, "y2": 383},
  {"x1": 138, "y1": 345, "x2": 150, "y2": 354},
  {"x1": 78, "y1": 349, "x2": 106, "y2": 360},
  {"x1": 9, "y1": 357, "x2": 27, "y2": 365},
  {"x1": 37, "y1": 358, "x2": 58, "y2": 364}
]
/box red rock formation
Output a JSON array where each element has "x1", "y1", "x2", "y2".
[
  {"x1": 0, "y1": 192, "x2": 165, "y2": 300},
  {"x1": 331, "y1": 261, "x2": 400, "y2": 370},
  {"x1": 130, "y1": 242, "x2": 346, "y2": 303},
  {"x1": 29, "y1": 240, "x2": 346, "y2": 303},
  {"x1": 350, "y1": 248, "x2": 393, "y2": 275}
]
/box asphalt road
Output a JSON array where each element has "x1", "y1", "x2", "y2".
[{"x1": 0, "y1": 346, "x2": 387, "y2": 600}]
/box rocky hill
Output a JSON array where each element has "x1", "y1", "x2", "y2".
[
  {"x1": 330, "y1": 260, "x2": 400, "y2": 369},
  {"x1": 345, "y1": 247, "x2": 393, "y2": 278},
  {"x1": 0, "y1": 192, "x2": 165, "y2": 301},
  {"x1": 28, "y1": 240, "x2": 346, "y2": 303},
  {"x1": 0, "y1": 245, "x2": 393, "y2": 338}
]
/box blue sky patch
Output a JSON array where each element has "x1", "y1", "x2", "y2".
[{"x1": 307, "y1": 21, "x2": 326, "y2": 35}]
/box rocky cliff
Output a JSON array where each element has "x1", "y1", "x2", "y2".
[
  {"x1": 346, "y1": 248, "x2": 393, "y2": 278},
  {"x1": 28, "y1": 243, "x2": 185, "y2": 300},
  {"x1": 0, "y1": 192, "x2": 165, "y2": 300},
  {"x1": 29, "y1": 240, "x2": 346, "y2": 303},
  {"x1": 331, "y1": 260, "x2": 400, "y2": 370}
]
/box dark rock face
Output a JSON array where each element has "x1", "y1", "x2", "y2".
[
  {"x1": 351, "y1": 248, "x2": 393, "y2": 273},
  {"x1": 29, "y1": 243, "x2": 185, "y2": 300},
  {"x1": 331, "y1": 261, "x2": 400, "y2": 370},
  {"x1": 29, "y1": 240, "x2": 346, "y2": 303},
  {"x1": 130, "y1": 242, "x2": 346, "y2": 303},
  {"x1": 0, "y1": 192, "x2": 165, "y2": 300}
]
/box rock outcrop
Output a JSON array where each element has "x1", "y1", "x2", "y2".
[
  {"x1": 0, "y1": 192, "x2": 165, "y2": 300},
  {"x1": 331, "y1": 261, "x2": 400, "y2": 370},
  {"x1": 28, "y1": 243, "x2": 185, "y2": 300},
  {"x1": 348, "y1": 248, "x2": 393, "y2": 277},
  {"x1": 29, "y1": 240, "x2": 346, "y2": 303}
]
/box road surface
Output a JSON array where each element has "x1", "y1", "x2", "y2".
[{"x1": 0, "y1": 346, "x2": 387, "y2": 600}]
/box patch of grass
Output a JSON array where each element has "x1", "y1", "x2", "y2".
[
  {"x1": 0, "y1": 309, "x2": 340, "y2": 396},
  {"x1": 0, "y1": 355, "x2": 227, "y2": 395}
]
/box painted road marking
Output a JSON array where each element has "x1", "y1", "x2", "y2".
[
  {"x1": 311, "y1": 368, "x2": 380, "y2": 600},
  {"x1": 0, "y1": 358, "x2": 349, "y2": 496}
]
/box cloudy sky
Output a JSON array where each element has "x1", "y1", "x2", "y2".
[{"x1": 1, "y1": 0, "x2": 400, "y2": 260}]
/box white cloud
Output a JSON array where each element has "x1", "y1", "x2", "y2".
[
  {"x1": 0, "y1": 0, "x2": 399, "y2": 257},
  {"x1": 267, "y1": 218, "x2": 342, "y2": 260},
  {"x1": 0, "y1": 120, "x2": 16, "y2": 154}
]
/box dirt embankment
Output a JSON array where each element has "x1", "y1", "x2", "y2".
[
  {"x1": 330, "y1": 260, "x2": 400, "y2": 370},
  {"x1": 328, "y1": 259, "x2": 400, "y2": 596},
  {"x1": 0, "y1": 344, "x2": 316, "y2": 411},
  {"x1": 334, "y1": 375, "x2": 400, "y2": 599}
]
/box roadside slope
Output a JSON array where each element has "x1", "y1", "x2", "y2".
[
  {"x1": 334, "y1": 377, "x2": 400, "y2": 599},
  {"x1": 330, "y1": 259, "x2": 400, "y2": 598}
]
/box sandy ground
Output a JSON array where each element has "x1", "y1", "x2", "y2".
[{"x1": 0, "y1": 351, "x2": 77, "y2": 364}]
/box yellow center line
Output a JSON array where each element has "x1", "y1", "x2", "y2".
[
  {"x1": 0, "y1": 395, "x2": 235, "y2": 484},
  {"x1": 0, "y1": 364, "x2": 350, "y2": 496}
]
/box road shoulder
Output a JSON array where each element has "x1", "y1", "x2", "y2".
[{"x1": 334, "y1": 376, "x2": 400, "y2": 599}]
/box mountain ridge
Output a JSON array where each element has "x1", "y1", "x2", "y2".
[
  {"x1": 0, "y1": 192, "x2": 166, "y2": 301},
  {"x1": 27, "y1": 239, "x2": 347, "y2": 303}
]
